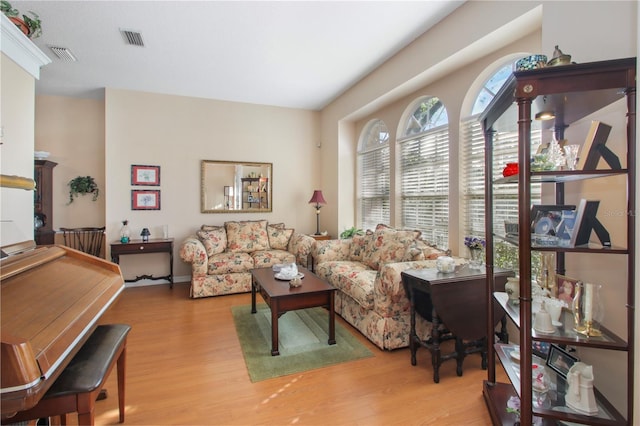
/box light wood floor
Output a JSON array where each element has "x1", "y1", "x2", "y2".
[{"x1": 87, "y1": 282, "x2": 506, "y2": 425}]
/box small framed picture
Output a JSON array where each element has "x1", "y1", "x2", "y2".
[
  {"x1": 532, "y1": 341, "x2": 551, "y2": 358},
  {"x1": 531, "y1": 205, "x2": 576, "y2": 236},
  {"x1": 556, "y1": 274, "x2": 580, "y2": 307},
  {"x1": 131, "y1": 190, "x2": 161, "y2": 210},
  {"x1": 546, "y1": 344, "x2": 579, "y2": 379},
  {"x1": 131, "y1": 165, "x2": 161, "y2": 186}
]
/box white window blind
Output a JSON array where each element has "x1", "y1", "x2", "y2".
[
  {"x1": 358, "y1": 120, "x2": 390, "y2": 231},
  {"x1": 461, "y1": 116, "x2": 542, "y2": 238},
  {"x1": 399, "y1": 123, "x2": 449, "y2": 248}
]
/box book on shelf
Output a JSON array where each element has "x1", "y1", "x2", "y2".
[{"x1": 577, "y1": 121, "x2": 621, "y2": 170}]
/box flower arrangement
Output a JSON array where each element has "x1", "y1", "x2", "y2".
[
  {"x1": 464, "y1": 236, "x2": 485, "y2": 250},
  {"x1": 506, "y1": 395, "x2": 520, "y2": 421}
]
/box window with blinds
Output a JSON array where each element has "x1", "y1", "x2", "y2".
[
  {"x1": 358, "y1": 120, "x2": 390, "y2": 231},
  {"x1": 399, "y1": 110, "x2": 449, "y2": 248},
  {"x1": 461, "y1": 117, "x2": 542, "y2": 239}
]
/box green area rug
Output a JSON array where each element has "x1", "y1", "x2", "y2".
[{"x1": 232, "y1": 304, "x2": 373, "y2": 382}]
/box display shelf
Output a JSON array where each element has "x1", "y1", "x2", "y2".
[
  {"x1": 493, "y1": 233, "x2": 628, "y2": 253},
  {"x1": 494, "y1": 293, "x2": 628, "y2": 350},
  {"x1": 494, "y1": 169, "x2": 628, "y2": 185},
  {"x1": 482, "y1": 57, "x2": 636, "y2": 425},
  {"x1": 493, "y1": 344, "x2": 625, "y2": 425}
]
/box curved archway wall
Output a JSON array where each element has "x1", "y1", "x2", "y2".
[
  {"x1": 319, "y1": 0, "x2": 637, "y2": 417},
  {"x1": 321, "y1": 1, "x2": 636, "y2": 250}
]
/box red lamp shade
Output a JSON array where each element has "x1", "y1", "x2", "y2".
[{"x1": 308, "y1": 190, "x2": 327, "y2": 206}]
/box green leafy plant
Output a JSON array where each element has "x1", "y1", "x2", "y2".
[
  {"x1": 0, "y1": 1, "x2": 18, "y2": 17},
  {"x1": 67, "y1": 176, "x2": 99, "y2": 204},
  {"x1": 1, "y1": 1, "x2": 42, "y2": 38},
  {"x1": 339, "y1": 226, "x2": 364, "y2": 239}
]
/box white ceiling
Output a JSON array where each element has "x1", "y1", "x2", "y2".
[{"x1": 15, "y1": 1, "x2": 465, "y2": 110}]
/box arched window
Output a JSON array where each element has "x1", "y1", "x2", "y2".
[
  {"x1": 399, "y1": 96, "x2": 449, "y2": 248},
  {"x1": 358, "y1": 119, "x2": 390, "y2": 231},
  {"x1": 461, "y1": 61, "x2": 541, "y2": 270}
]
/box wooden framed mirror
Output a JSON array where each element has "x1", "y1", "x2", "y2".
[{"x1": 201, "y1": 160, "x2": 272, "y2": 213}]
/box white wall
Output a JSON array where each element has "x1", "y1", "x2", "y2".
[
  {"x1": 0, "y1": 55, "x2": 37, "y2": 245},
  {"x1": 104, "y1": 88, "x2": 320, "y2": 280}
]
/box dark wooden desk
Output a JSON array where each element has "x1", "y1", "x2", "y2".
[
  {"x1": 401, "y1": 265, "x2": 512, "y2": 383},
  {"x1": 110, "y1": 238, "x2": 174, "y2": 288}
]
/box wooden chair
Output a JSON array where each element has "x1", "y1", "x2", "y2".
[
  {"x1": 2, "y1": 324, "x2": 131, "y2": 426},
  {"x1": 60, "y1": 227, "x2": 105, "y2": 258}
]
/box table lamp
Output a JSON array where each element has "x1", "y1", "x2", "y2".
[{"x1": 308, "y1": 190, "x2": 327, "y2": 235}]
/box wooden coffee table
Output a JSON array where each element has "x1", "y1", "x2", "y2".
[{"x1": 251, "y1": 266, "x2": 336, "y2": 356}]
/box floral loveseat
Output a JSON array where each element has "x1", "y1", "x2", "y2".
[
  {"x1": 312, "y1": 225, "x2": 466, "y2": 350},
  {"x1": 180, "y1": 220, "x2": 315, "y2": 298}
]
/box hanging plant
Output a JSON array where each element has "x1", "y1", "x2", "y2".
[{"x1": 67, "y1": 176, "x2": 99, "y2": 204}]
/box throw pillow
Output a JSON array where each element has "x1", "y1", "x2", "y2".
[
  {"x1": 363, "y1": 227, "x2": 422, "y2": 270},
  {"x1": 268, "y1": 225, "x2": 294, "y2": 250},
  {"x1": 196, "y1": 227, "x2": 227, "y2": 257},
  {"x1": 225, "y1": 220, "x2": 270, "y2": 252},
  {"x1": 348, "y1": 232, "x2": 371, "y2": 261}
]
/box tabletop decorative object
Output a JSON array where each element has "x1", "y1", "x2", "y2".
[{"x1": 464, "y1": 236, "x2": 485, "y2": 269}]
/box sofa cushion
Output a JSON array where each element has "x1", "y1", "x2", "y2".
[
  {"x1": 362, "y1": 228, "x2": 421, "y2": 270},
  {"x1": 208, "y1": 252, "x2": 254, "y2": 274},
  {"x1": 196, "y1": 227, "x2": 227, "y2": 256},
  {"x1": 267, "y1": 225, "x2": 294, "y2": 250},
  {"x1": 253, "y1": 249, "x2": 296, "y2": 268},
  {"x1": 315, "y1": 261, "x2": 376, "y2": 309},
  {"x1": 225, "y1": 220, "x2": 270, "y2": 253},
  {"x1": 348, "y1": 232, "x2": 371, "y2": 262}
]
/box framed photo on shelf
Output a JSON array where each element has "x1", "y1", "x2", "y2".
[
  {"x1": 530, "y1": 204, "x2": 576, "y2": 245},
  {"x1": 546, "y1": 344, "x2": 579, "y2": 379},
  {"x1": 532, "y1": 341, "x2": 551, "y2": 358},
  {"x1": 131, "y1": 165, "x2": 161, "y2": 186},
  {"x1": 576, "y1": 121, "x2": 620, "y2": 170},
  {"x1": 556, "y1": 274, "x2": 580, "y2": 307},
  {"x1": 131, "y1": 190, "x2": 161, "y2": 210}
]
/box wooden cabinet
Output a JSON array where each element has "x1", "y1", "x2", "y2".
[
  {"x1": 241, "y1": 177, "x2": 269, "y2": 209},
  {"x1": 34, "y1": 160, "x2": 57, "y2": 245},
  {"x1": 480, "y1": 58, "x2": 635, "y2": 425}
]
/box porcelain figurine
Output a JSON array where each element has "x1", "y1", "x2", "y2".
[{"x1": 566, "y1": 362, "x2": 598, "y2": 416}]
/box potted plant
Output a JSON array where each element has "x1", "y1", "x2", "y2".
[
  {"x1": 339, "y1": 226, "x2": 364, "y2": 239},
  {"x1": 67, "y1": 176, "x2": 100, "y2": 204},
  {"x1": 1, "y1": 1, "x2": 42, "y2": 38}
]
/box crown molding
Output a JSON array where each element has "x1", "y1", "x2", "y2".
[{"x1": 1, "y1": 14, "x2": 51, "y2": 79}]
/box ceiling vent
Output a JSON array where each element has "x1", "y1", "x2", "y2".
[
  {"x1": 120, "y1": 29, "x2": 144, "y2": 47},
  {"x1": 48, "y1": 46, "x2": 77, "y2": 62}
]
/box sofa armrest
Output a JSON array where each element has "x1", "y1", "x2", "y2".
[
  {"x1": 288, "y1": 233, "x2": 316, "y2": 268},
  {"x1": 312, "y1": 239, "x2": 351, "y2": 265},
  {"x1": 179, "y1": 236, "x2": 208, "y2": 276}
]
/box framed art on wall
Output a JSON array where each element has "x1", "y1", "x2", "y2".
[
  {"x1": 131, "y1": 165, "x2": 161, "y2": 186},
  {"x1": 132, "y1": 190, "x2": 161, "y2": 210}
]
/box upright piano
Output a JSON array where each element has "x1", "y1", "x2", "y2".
[{"x1": 1, "y1": 243, "x2": 124, "y2": 420}]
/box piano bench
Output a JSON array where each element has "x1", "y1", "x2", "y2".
[{"x1": 7, "y1": 324, "x2": 131, "y2": 426}]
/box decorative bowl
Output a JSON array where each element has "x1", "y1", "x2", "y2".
[
  {"x1": 515, "y1": 55, "x2": 548, "y2": 71},
  {"x1": 547, "y1": 54, "x2": 572, "y2": 67},
  {"x1": 34, "y1": 151, "x2": 50, "y2": 160}
]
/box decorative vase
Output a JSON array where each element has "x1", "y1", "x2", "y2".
[
  {"x1": 120, "y1": 221, "x2": 130, "y2": 243},
  {"x1": 505, "y1": 277, "x2": 520, "y2": 303},
  {"x1": 572, "y1": 282, "x2": 604, "y2": 337},
  {"x1": 469, "y1": 248, "x2": 483, "y2": 269},
  {"x1": 502, "y1": 162, "x2": 519, "y2": 177}
]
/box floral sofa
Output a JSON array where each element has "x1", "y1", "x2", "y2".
[
  {"x1": 312, "y1": 225, "x2": 466, "y2": 350},
  {"x1": 180, "y1": 220, "x2": 315, "y2": 298}
]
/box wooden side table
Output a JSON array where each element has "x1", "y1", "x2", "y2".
[
  {"x1": 309, "y1": 234, "x2": 332, "y2": 241},
  {"x1": 110, "y1": 238, "x2": 174, "y2": 288},
  {"x1": 401, "y1": 266, "x2": 512, "y2": 383}
]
